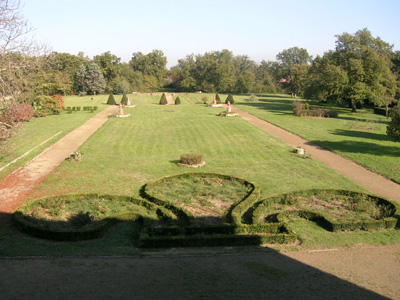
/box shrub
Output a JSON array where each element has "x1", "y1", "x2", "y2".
[
  {"x1": 292, "y1": 101, "x2": 304, "y2": 116},
  {"x1": 52, "y1": 95, "x2": 65, "y2": 110},
  {"x1": 387, "y1": 106, "x2": 400, "y2": 142},
  {"x1": 7, "y1": 103, "x2": 34, "y2": 122},
  {"x1": 175, "y1": 97, "x2": 181, "y2": 105},
  {"x1": 215, "y1": 93, "x2": 221, "y2": 104},
  {"x1": 120, "y1": 93, "x2": 128, "y2": 105},
  {"x1": 160, "y1": 93, "x2": 168, "y2": 105},
  {"x1": 225, "y1": 94, "x2": 234, "y2": 104},
  {"x1": 180, "y1": 153, "x2": 203, "y2": 165},
  {"x1": 33, "y1": 95, "x2": 63, "y2": 117},
  {"x1": 107, "y1": 93, "x2": 116, "y2": 105},
  {"x1": 249, "y1": 94, "x2": 258, "y2": 102},
  {"x1": 202, "y1": 96, "x2": 208, "y2": 104}
]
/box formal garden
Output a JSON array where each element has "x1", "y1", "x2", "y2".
[{"x1": 1, "y1": 93, "x2": 399, "y2": 256}]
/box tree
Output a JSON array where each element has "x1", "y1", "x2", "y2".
[
  {"x1": 225, "y1": 94, "x2": 234, "y2": 104},
  {"x1": 75, "y1": 63, "x2": 106, "y2": 95},
  {"x1": 130, "y1": 50, "x2": 167, "y2": 90},
  {"x1": 387, "y1": 106, "x2": 400, "y2": 141},
  {"x1": 107, "y1": 93, "x2": 116, "y2": 105},
  {"x1": 159, "y1": 93, "x2": 168, "y2": 105},
  {"x1": 334, "y1": 28, "x2": 395, "y2": 112},
  {"x1": 276, "y1": 47, "x2": 312, "y2": 78},
  {"x1": 120, "y1": 93, "x2": 128, "y2": 105},
  {"x1": 93, "y1": 51, "x2": 121, "y2": 91},
  {"x1": 0, "y1": 0, "x2": 45, "y2": 102}
]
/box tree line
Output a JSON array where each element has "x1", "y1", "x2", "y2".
[{"x1": 1, "y1": 1, "x2": 400, "y2": 116}]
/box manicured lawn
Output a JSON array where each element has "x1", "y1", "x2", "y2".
[
  {"x1": 0, "y1": 95, "x2": 109, "y2": 180},
  {"x1": 232, "y1": 94, "x2": 400, "y2": 184},
  {"x1": 1, "y1": 93, "x2": 399, "y2": 256}
]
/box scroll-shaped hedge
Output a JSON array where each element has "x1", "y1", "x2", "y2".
[
  {"x1": 14, "y1": 194, "x2": 160, "y2": 241},
  {"x1": 252, "y1": 189, "x2": 398, "y2": 232}
]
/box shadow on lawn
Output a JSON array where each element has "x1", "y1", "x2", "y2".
[
  {"x1": 310, "y1": 139, "x2": 400, "y2": 157},
  {"x1": 0, "y1": 209, "x2": 392, "y2": 299},
  {"x1": 330, "y1": 129, "x2": 392, "y2": 142}
]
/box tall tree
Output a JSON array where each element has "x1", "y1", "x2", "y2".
[
  {"x1": 334, "y1": 28, "x2": 395, "y2": 112},
  {"x1": 93, "y1": 51, "x2": 121, "y2": 90},
  {"x1": 129, "y1": 50, "x2": 167, "y2": 90},
  {"x1": 276, "y1": 47, "x2": 312, "y2": 78}
]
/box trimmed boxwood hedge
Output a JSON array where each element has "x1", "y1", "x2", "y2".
[
  {"x1": 252, "y1": 189, "x2": 398, "y2": 232},
  {"x1": 14, "y1": 194, "x2": 158, "y2": 241}
]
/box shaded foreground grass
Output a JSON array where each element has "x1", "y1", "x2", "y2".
[{"x1": 232, "y1": 94, "x2": 400, "y2": 183}]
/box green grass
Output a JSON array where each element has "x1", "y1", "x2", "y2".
[
  {"x1": 232, "y1": 94, "x2": 400, "y2": 183},
  {"x1": 0, "y1": 95, "x2": 109, "y2": 180},
  {"x1": 1, "y1": 93, "x2": 400, "y2": 256}
]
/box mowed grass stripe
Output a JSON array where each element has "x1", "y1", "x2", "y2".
[{"x1": 28, "y1": 100, "x2": 365, "y2": 200}]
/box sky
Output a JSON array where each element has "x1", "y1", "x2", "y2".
[{"x1": 22, "y1": 0, "x2": 400, "y2": 68}]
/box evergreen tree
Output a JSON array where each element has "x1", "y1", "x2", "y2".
[
  {"x1": 175, "y1": 96, "x2": 181, "y2": 105},
  {"x1": 159, "y1": 93, "x2": 168, "y2": 105},
  {"x1": 120, "y1": 93, "x2": 128, "y2": 105},
  {"x1": 225, "y1": 94, "x2": 234, "y2": 104},
  {"x1": 215, "y1": 93, "x2": 221, "y2": 104},
  {"x1": 107, "y1": 93, "x2": 116, "y2": 105}
]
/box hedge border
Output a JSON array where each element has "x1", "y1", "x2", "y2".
[
  {"x1": 252, "y1": 189, "x2": 398, "y2": 232},
  {"x1": 13, "y1": 194, "x2": 158, "y2": 241},
  {"x1": 139, "y1": 173, "x2": 297, "y2": 247}
]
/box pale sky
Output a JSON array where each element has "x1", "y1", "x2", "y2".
[{"x1": 22, "y1": 0, "x2": 400, "y2": 68}]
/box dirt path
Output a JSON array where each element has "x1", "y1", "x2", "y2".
[
  {"x1": 0, "y1": 244, "x2": 399, "y2": 299},
  {"x1": 231, "y1": 105, "x2": 400, "y2": 204},
  {"x1": 0, "y1": 105, "x2": 116, "y2": 214}
]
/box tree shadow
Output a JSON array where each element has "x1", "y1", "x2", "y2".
[
  {"x1": 330, "y1": 129, "x2": 392, "y2": 142},
  {"x1": 0, "y1": 209, "x2": 393, "y2": 299},
  {"x1": 310, "y1": 139, "x2": 400, "y2": 157}
]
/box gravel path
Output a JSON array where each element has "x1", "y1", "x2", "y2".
[
  {"x1": 231, "y1": 105, "x2": 400, "y2": 204},
  {"x1": 0, "y1": 105, "x2": 116, "y2": 214}
]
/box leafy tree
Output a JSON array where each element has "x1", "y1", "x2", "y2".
[
  {"x1": 237, "y1": 70, "x2": 255, "y2": 93},
  {"x1": 387, "y1": 106, "x2": 400, "y2": 141},
  {"x1": 130, "y1": 50, "x2": 167, "y2": 90},
  {"x1": 287, "y1": 64, "x2": 310, "y2": 97},
  {"x1": 276, "y1": 47, "x2": 312, "y2": 78},
  {"x1": 334, "y1": 28, "x2": 395, "y2": 112},
  {"x1": 93, "y1": 51, "x2": 121, "y2": 91},
  {"x1": 113, "y1": 78, "x2": 131, "y2": 94}
]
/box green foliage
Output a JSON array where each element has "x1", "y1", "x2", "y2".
[
  {"x1": 215, "y1": 93, "x2": 221, "y2": 104},
  {"x1": 387, "y1": 106, "x2": 400, "y2": 142},
  {"x1": 225, "y1": 94, "x2": 234, "y2": 104},
  {"x1": 120, "y1": 93, "x2": 128, "y2": 105},
  {"x1": 174, "y1": 96, "x2": 181, "y2": 105},
  {"x1": 180, "y1": 153, "x2": 203, "y2": 165},
  {"x1": 32, "y1": 95, "x2": 63, "y2": 117},
  {"x1": 159, "y1": 93, "x2": 168, "y2": 105},
  {"x1": 249, "y1": 93, "x2": 258, "y2": 102},
  {"x1": 292, "y1": 101, "x2": 338, "y2": 118},
  {"x1": 107, "y1": 93, "x2": 116, "y2": 105}
]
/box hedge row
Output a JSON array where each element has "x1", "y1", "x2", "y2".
[
  {"x1": 13, "y1": 194, "x2": 157, "y2": 241},
  {"x1": 144, "y1": 223, "x2": 288, "y2": 237},
  {"x1": 252, "y1": 189, "x2": 398, "y2": 232},
  {"x1": 139, "y1": 232, "x2": 297, "y2": 248},
  {"x1": 65, "y1": 106, "x2": 98, "y2": 113}
]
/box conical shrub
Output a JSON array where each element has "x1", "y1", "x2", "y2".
[
  {"x1": 160, "y1": 93, "x2": 168, "y2": 105},
  {"x1": 225, "y1": 94, "x2": 234, "y2": 104},
  {"x1": 175, "y1": 97, "x2": 181, "y2": 105},
  {"x1": 107, "y1": 93, "x2": 116, "y2": 105},
  {"x1": 120, "y1": 93, "x2": 128, "y2": 105},
  {"x1": 215, "y1": 93, "x2": 221, "y2": 104}
]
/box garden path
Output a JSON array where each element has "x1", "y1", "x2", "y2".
[
  {"x1": 230, "y1": 105, "x2": 400, "y2": 204},
  {"x1": 0, "y1": 105, "x2": 116, "y2": 214}
]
